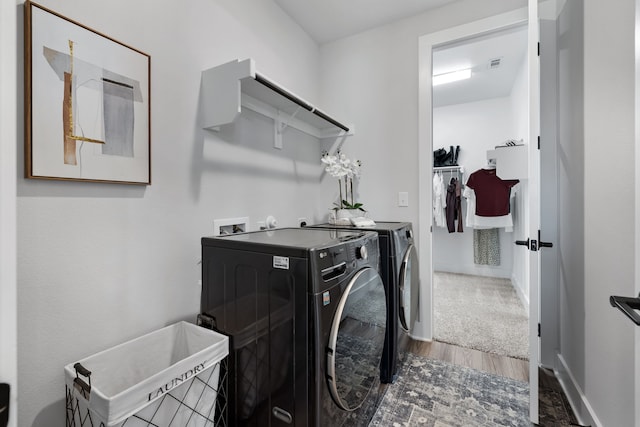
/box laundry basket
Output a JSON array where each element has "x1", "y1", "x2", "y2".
[{"x1": 65, "y1": 321, "x2": 228, "y2": 427}]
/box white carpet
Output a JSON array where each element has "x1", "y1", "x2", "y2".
[{"x1": 434, "y1": 271, "x2": 529, "y2": 360}]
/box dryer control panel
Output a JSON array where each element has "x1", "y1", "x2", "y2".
[{"x1": 311, "y1": 232, "x2": 379, "y2": 292}]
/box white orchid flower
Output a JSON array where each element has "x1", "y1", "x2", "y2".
[{"x1": 322, "y1": 151, "x2": 364, "y2": 212}]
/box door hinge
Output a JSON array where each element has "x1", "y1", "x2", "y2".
[
  {"x1": 538, "y1": 323, "x2": 541, "y2": 337},
  {"x1": 538, "y1": 135, "x2": 540, "y2": 150},
  {"x1": 537, "y1": 42, "x2": 540, "y2": 56}
]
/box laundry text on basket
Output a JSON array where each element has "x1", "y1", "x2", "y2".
[{"x1": 147, "y1": 362, "x2": 206, "y2": 401}]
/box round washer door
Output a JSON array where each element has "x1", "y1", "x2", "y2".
[
  {"x1": 326, "y1": 267, "x2": 387, "y2": 411},
  {"x1": 398, "y1": 243, "x2": 419, "y2": 332}
]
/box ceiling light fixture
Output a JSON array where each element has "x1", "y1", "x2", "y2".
[{"x1": 432, "y1": 69, "x2": 472, "y2": 86}]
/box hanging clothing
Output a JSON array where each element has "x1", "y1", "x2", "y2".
[
  {"x1": 463, "y1": 183, "x2": 519, "y2": 232},
  {"x1": 473, "y1": 228, "x2": 500, "y2": 266},
  {"x1": 465, "y1": 168, "x2": 516, "y2": 266},
  {"x1": 432, "y1": 173, "x2": 447, "y2": 228},
  {"x1": 455, "y1": 179, "x2": 463, "y2": 232},
  {"x1": 465, "y1": 168, "x2": 519, "y2": 216},
  {"x1": 445, "y1": 177, "x2": 463, "y2": 233}
]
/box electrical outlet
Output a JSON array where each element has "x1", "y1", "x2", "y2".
[{"x1": 214, "y1": 217, "x2": 249, "y2": 236}]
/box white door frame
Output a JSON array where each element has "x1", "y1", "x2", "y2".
[
  {"x1": 415, "y1": 4, "x2": 538, "y2": 423},
  {"x1": 526, "y1": 1, "x2": 540, "y2": 422},
  {"x1": 0, "y1": 0, "x2": 18, "y2": 426}
]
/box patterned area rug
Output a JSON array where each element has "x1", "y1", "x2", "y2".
[
  {"x1": 369, "y1": 353, "x2": 529, "y2": 427},
  {"x1": 539, "y1": 368, "x2": 583, "y2": 426},
  {"x1": 434, "y1": 272, "x2": 529, "y2": 359}
]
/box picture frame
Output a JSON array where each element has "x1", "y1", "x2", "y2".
[{"x1": 24, "y1": 1, "x2": 151, "y2": 185}]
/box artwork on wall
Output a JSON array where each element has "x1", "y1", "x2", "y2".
[{"x1": 24, "y1": 1, "x2": 151, "y2": 184}]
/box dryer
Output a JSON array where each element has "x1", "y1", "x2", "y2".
[
  {"x1": 306, "y1": 221, "x2": 420, "y2": 383},
  {"x1": 200, "y1": 228, "x2": 387, "y2": 426}
]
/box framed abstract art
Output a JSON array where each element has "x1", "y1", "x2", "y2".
[{"x1": 25, "y1": 1, "x2": 151, "y2": 184}]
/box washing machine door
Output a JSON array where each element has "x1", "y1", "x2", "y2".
[
  {"x1": 398, "y1": 243, "x2": 419, "y2": 332},
  {"x1": 326, "y1": 266, "x2": 386, "y2": 411}
]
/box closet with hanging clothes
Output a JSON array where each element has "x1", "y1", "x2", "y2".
[
  {"x1": 429, "y1": 23, "x2": 530, "y2": 359},
  {"x1": 433, "y1": 165, "x2": 464, "y2": 233},
  {"x1": 464, "y1": 162, "x2": 520, "y2": 267},
  {"x1": 432, "y1": 144, "x2": 524, "y2": 280}
]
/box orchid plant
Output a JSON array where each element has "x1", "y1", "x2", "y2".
[{"x1": 321, "y1": 151, "x2": 365, "y2": 211}]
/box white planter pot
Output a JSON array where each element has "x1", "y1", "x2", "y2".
[{"x1": 329, "y1": 209, "x2": 362, "y2": 224}]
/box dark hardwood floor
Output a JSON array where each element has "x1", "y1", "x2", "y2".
[{"x1": 405, "y1": 337, "x2": 529, "y2": 382}]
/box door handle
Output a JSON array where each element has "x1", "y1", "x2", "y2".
[
  {"x1": 538, "y1": 230, "x2": 553, "y2": 249},
  {"x1": 610, "y1": 294, "x2": 640, "y2": 326},
  {"x1": 515, "y1": 239, "x2": 530, "y2": 248}
]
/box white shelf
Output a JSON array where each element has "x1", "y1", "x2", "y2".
[
  {"x1": 200, "y1": 59, "x2": 353, "y2": 147},
  {"x1": 486, "y1": 145, "x2": 528, "y2": 179}
]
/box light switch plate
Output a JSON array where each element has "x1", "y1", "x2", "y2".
[{"x1": 398, "y1": 192, "x2": 409, "y2": 207}]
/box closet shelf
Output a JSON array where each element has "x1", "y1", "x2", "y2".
[
  {"x1": 434, "y1": 165, "x2": 464, "y2": 174},
  {"x1": 200, "y1": 59, "x2": 353, "y2": 147}
]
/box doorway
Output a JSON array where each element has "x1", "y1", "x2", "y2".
[
  {"x1": 430, "y1": 24, "x2": 530, "y2": 361},
  {"x1": 414, "y1": 4, "x2": 540, "y2": 423}
]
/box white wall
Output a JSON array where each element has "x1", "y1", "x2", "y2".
[
  {"x1": 582, "y1": 0, "x2": 636, "y2": 425},
  {"x1": 16, "y1": 1, "x2": 329, "y2": 425},
  {"x1": 1, "y1": 1, "x2": 17, "y2": 426},
  {"x1": 432, "y1": 96, "x2": 517, "y2": 279},
  {"x1": 10, "y1": 0, "x2": 638, "y2": 426},
  {"x1": 554, "y1": 0, "x2": 636, "y2": 426},
  {"x1": 318, "y1": 0, "x2": 528, "y2": 224}
]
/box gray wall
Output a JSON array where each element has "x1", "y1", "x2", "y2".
[
  {"x1": 318, "y1": 0, "x2": 528, "y2": 223},
  {"x1": 16, "y1": 0, "x2": 329, "y2": 425},
  {"x1": 582, "y1": 0, "x2": 636, "y2": 425},
  {"x1": 0, "y1": 0, "x2": 18, "y2": 426},
  {"x1": 555, "y1": 0, "x2": 636, "y2": 425},
  {"x1": 5, "y1": 0, "x2": 639, "y2": 425}
]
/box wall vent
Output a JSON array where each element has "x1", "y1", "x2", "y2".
[{"x1": 488, "y1": 58, "x2": 501, "y2": 69}]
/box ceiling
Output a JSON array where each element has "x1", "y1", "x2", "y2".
[
  {"x1": 274, "y1": 0, "x2": 459, "y2": 45},
  {"x1": 274, "y1": 0, "x2": 528, "y2": 107},
  {"x1": 433, "y1": 24, "x2": 528, "y2": 107}
]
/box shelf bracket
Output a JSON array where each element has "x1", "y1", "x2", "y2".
[{"x1": 274, "y1": 106, "x2": 303, "y2": 149}]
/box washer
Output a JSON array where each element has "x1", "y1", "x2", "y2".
[
  {"x1": 200, "y1": 228, "x2": 387, "y2": 426},
  {"x1": 306, "y1": 221, "x2": 420, "y2": 383}
]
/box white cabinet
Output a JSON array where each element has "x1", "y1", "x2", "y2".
[
  {"x1": 486, "y1": 145, "x2": 528, "y2": 180},
  {"x1": 200, "y1": 59, "x2": 353, "y2": 148}
]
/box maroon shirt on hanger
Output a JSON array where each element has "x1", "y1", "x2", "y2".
[{"x1": 465, "y1": 169, "x2": 519, "y2": 217}]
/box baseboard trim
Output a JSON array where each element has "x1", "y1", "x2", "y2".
[
  {"x1": 432, "y1": 264, "x2": 511, "y2": 279},
  {"x1": 408, "y1": 334, "x2": 432, "y2": 342},
  {"x1": 555, "y1": 354, "x2": 601, "y2": 427},
  {"x1": 511, "y1": 274, "x2": 529, "y2": 316}
]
